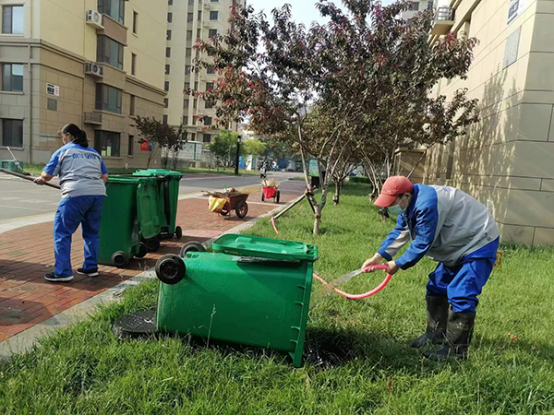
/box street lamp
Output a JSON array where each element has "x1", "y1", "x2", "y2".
[{"x1": 235, "y1": 135, "x2": 242, "y2": 175}]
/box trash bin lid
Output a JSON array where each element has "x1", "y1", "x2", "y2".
[
  {"x1": 108, "y1": 176, "x2": 157, "y2": 185},
  {"x1": 133, "y1": 169, "x2": 183, "y2": 179},
  {"x1": 211, "y1": 234, "x2": 318, "y2": 262}
]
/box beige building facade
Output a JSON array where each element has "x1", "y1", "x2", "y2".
[
  {"x1": 165, "y1": 0, "x2": 243, "y2": 168},
  {"x1": 0, "y1": 0, "x2": 168, "y2": 169},
  {"x1": 400, "y1": 0, "x2": 554, "y2": 246}
]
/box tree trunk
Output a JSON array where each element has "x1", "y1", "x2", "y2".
[{"x1": 313, "y1": 206, "x2": 321, "y2": 235}]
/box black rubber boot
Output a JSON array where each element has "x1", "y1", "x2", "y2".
[
  {"x1": 410, "y1": 295, "x2": 449, "y2": 348},
  {"x1": 425, "y1": 310, "x2": 476, "y2": 361}
]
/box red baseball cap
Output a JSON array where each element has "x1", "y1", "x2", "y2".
[{"x1": 374, "y1": 176, "x2": 414, "y2": 207}]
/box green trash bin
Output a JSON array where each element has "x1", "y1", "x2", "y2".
[
  {"x1": 155, "y1": 234, "x2": 318, "y2": 367},
  {"x1": 1, "y1": 160, "x2": 25, "y2": 174},
  {"x1": 133, "y1": 169, "x2": 183, "y2": 239},
  {"x1": 98, "y1": 176, "x2": 161, "y2": 267}
]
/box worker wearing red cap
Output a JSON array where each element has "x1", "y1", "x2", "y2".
[{"x1": 363, "y1": 176, "x2": 499, "y2": 360}]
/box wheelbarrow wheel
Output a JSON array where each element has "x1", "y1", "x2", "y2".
[
  {"x1": 136, "y1": 243, "x2": 148, "y2": 258},
  {"x1": 175, "y1": 226, "x2": 183, "y2": 240},
  {"x1": 112, "y1": 251, "x2": 128, "y2": 268},
  {"x1": 145, "y1": 237, "x2": 160, "y2": 252},
  {"x1": 261, "y1": 192, "x2": 265, "y2": 202},
  {"x1": 180, "y1": 241, "x2": 206, "y2": 257},
  {"x1": 156, "y1": 254, "x2": 186, "y2": 285},
  {"x1": 236, "y1": 201, "x2": 248, "y2": 218},
  {"x1": 275, "y1": 191, "x2": 280, "y2": 204}
]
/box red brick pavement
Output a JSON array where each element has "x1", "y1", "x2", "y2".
[{"x1": 0, "y1": 181, "x2": 305, "y2": 342}]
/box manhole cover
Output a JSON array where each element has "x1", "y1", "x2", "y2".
[{"x1": 113, "y1": 310, "x2": 157, "y2": 340}]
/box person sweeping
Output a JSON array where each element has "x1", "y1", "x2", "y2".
[
  {"x1": 34, "y1": 123, "x2": 109, "y2": 283},
  {"x1": 363, "y1": 176, "x2": 499, "y2": 360}
]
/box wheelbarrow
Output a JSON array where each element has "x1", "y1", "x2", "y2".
[
  {"x1": 261, "y1": 180, "x2": 280, "y2": 203},
  {"x1": 205, "y1": 189, "x2": 249, "y2": 218}
]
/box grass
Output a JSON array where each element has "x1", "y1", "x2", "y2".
[
  {"x1": 23, "y1": 164, "x2": 260, "y2": 177},
  {"x1": 1, "y1": 183, "x2": 554, "y2": 414}
]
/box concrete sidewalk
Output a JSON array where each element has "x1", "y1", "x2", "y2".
[{"x1": 0, "y1": 179, "x2": 306, "y2": 344}]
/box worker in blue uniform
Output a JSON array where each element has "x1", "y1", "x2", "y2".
[
  {"x1": 363, "y1": 176, "x2": 499, "y2": 360},
  {"x1": 34, "y1": 123, "x2": 109, "y2": 283}
]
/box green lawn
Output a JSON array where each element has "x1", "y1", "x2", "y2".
[
  {"x1": 23, "y1": 164, "x2": 260, "y2": 177},
  {"x1": 1, "y1": 183, "x2": 553, "y2": 414}
]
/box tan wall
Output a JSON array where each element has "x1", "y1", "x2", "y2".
[{"x1": 423, "y1": 0, "x2": 554, "y2": 246}]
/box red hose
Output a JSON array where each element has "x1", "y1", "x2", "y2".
[
  {"x1": 271, "y1": 216, "x2": 279, "y2": 234},
  {"x1": 313, "y1": 264, "x2": 392, "y2": 300}
]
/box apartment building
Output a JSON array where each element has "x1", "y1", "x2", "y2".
[
  {"x1": 165, "y1": 0, "x2": 244, "y2": 168},
  {"x1": 400, "y1": 0, "x2": 554, "y2": 245},
  {"x1": 0, "y1": 0, "x2": 168, "y2": 168},
  {"x1": 401, "y1": 0, "x2": 435, "y2": 20}
]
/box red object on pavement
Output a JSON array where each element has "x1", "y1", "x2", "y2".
[
  {"x1": 140, "y1": 141, "x2": 149, "y2": 151},
  {"x1": 263, "y1": 186, "x2": 277, "y2": 199}
]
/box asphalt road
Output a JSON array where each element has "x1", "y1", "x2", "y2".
[{"x1": 0, "y1": 171, "x2": 299, "y2": 222}]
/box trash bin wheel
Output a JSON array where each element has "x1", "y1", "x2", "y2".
[
  {"x1": 275, "y1": 191, "x2": 280, "y2": 204},
  {"x1": 112, "y1": 251, "x2": 128, "y2": 268},
  {"x1": 156, "y1": 254, "x2": 186, "y2": 285},
  {"x1": 179, "y1": 241, "x2": 206, "y2": 257},
  {"x1": 175, "y1": 226, "x2": 183, "y2": 240},
  {"x1": 261, "y1": 193, "x2": 265, "y2": 202},
  {"x1": 145, "y1": 237, "x2": 160, "y2": 252},
  {"x1": 136, "y1": 243, "x2": 148, "y2": 258},
  {"x1": 236, "y1": 201, "x2": 248, "y2": 219}
]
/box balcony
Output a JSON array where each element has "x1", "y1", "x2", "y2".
[
  {"x1": 431, "y1": 7, "x2": 455, "y2": 35},
  {"x1": 84, "y1": 112, "x2": 103, "y2": 125}
]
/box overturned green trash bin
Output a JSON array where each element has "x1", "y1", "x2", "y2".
[
  {"x1": 155, "y1": 234, "x2": 318, "y2": 367},
  {"x1": 98, "y1": 176, "x2": 161, "y2": 267},
  {"x1": 133, "y1": 169, "x2": 183, "y2": 239}
]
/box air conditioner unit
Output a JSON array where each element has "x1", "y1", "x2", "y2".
[
  {"x1": 85, "y1": 62, "x2": 104, "y2": 77},
  {"x1": 86, "y1": 10, "x2": 103, "y2": 29}
]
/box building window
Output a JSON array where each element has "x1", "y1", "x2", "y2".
[
  {"x1": 164, "y1": 81, "x2": 169, "y2": 91},
  {"x1": 183, "y1": 116, "x2": 188, "y2": 125},
  {"x1": 184, "y1": 82, "x2": 190, "y2": 91},
  {"x1": 163, "y1": 114, "x2": 168, "y2": 125},
  {"x1": 186, "y1": 48, "x2": 192, "y2": 58},
  {"x1": 427, "y1": 1, "x2": 434, "y2": 9},
  {"x1": 197, "y1": 28, "x2": 201, "y2": 39},
  {"x1": 130, "y1": 95, "x2": 136, "y2": 116},
  {"x1": 187, "y1": 30, "x2": 193, "y2": 40},
  {"x1": 1, "y1": 64, "x2": 24, "y2": 92},
  {"x1": 211, "y1": 0, "x2": 219, "y2": 2},
  {"x1": 198, "y1": 10, "x2": 202, "y2": 20},
  {"x1": 206, "y1": 82, "x2": 214, "y2": 91},
  {"x1": 210, "y1": 11, "x2": 218, "y2": 20},
  {"x1": 167, "y1": 30, "x2": 172, "y2": 40},
  {"x1": 207, "y1": 66, "x2": 215, "y2": 74},
  {"x1": 47, "y1": 98, "x2": 57, "y2": 111},
  {"x1": 164, "y1": 98, "x2": 169, "y2": 108},
  {"x1": 165, "y1": 64, "x2": 170, "y2": 75},
  {"x1": 205, "y1": 101, "x2": 214, "y2": 109},
  {"x1": 166, "y1": 47, "x2": 171, "y2": 58},
  {"x1": 188, "y1": 0, "x2": 194, "y2": 4},
  {"x1": 187, "y1": 13, "x2": 193, "y2": 22},
  {"x1": 1, "y1": 119, "x2": 23, "y2": 147},
  {"x1": 185, "y1": 65, "x2": 192, "y2": 74},
  {"x1": 131, "y1": 53, "x2": 137, "y2": 75},
  {"x1": 95, "y1": 131, "x2": 121, "y2": 157},
  {"x1": 98, "y1": 0, "x2": 125, "y2": 25},
  {"x1": 168, "y1": 0, "x2": 173, "y2": 5},
  {"x1": 128, "y1": 135, "x2": 134, "y2": 156},
  {"x1": 2, "y1": 5, "x2": 24, "y2": 34},
  {"x1": 133, "y1": 11, "x2": 138, "y2": 34},
  {"x1": 203, "y1": 133, "x2": 211, "y2": 143},
  {"x1": 204, "y1": 116, "x2": 212, "y2": 126},
  {"x1": 184, "y1": 99, "x2": 189, "y2": 108},
  {"x1": 167, "y1": 12, "x2": 172, "y2": 23},
  {"x1": 97, "y1": 36, "x2": 124, "y2": 70},
  {"x1": 95, "y1": 84, "x2": 123, "y2": 114},
  {"x1": 193, "y1": 99, "x2": 197, "y2": 109},
  {"x1": 189, "y1": 132, "x2": 196, "y2": 141},
  {"x1": 209, "y1": 29, "x2": 218, "y2": 38}
]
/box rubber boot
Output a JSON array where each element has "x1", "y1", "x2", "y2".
[
  {"x1": 425, "y1": 311, "x2": 476, "y2": 360},
  {"x1": 410, "y1": 295, "x2": 449, "y2": 348}
]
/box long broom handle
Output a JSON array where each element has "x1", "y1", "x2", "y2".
[{"x1": 0, "y1": 168, "x2": 61, "y2": 190}]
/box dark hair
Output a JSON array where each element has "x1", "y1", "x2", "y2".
[{"x1": 61, "y1": 123, "x2": 88, "y2": 148}]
